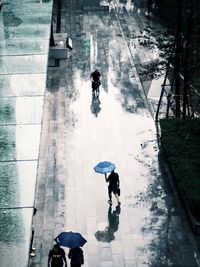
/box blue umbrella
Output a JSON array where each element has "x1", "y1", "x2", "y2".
[
  {"x1": 94, "y1": 161, "x2": 116, "y2": 174},
  {"x1": 54, "y1": 231, "x2": 87, "y2": 248}
]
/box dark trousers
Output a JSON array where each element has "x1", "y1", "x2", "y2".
[{"x1": 108, "y1": 187, "x2": 117, "y2": 201}]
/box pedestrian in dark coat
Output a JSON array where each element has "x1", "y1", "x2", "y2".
[
  {"x1": 90, "y1": 69, "x2": 101, "y2": 97},
  {"x1": 68, "y1": 247, "x2": 84, "y2": 267}
]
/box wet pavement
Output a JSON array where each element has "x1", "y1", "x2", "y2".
[
  {"x1": 30, "y1": 1, "x2": 200, "y2": 267},
  {"x1": 0, "y1": 1, "x2": 53, "y2": 266},
  {"x1": 0, "y1": 0, "x2": 199, "y2": 267}
]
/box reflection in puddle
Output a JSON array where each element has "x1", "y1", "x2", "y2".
[
  {"x1": 90, "y1": 95, "x2": 101, "y2": 117},
  {"x1": 95, "y1": 205, "x2": 121, "y2": 242}
]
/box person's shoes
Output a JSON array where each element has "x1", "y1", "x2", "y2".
[
  {"x1": 31, "y1": 247, "x2": 36, "y2": 251},
  {"x1": 108, "y1": 200, "x2": 112, "y2": 205},
  {"x1": 30, "y1": 252, "x2": 36, "y2": 257}
]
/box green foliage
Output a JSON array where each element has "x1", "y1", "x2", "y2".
[
  {"x1": 160, "y1": 118, "x2": 200, "y2": 220},
  {"x1": 156, "y1": 0, "x2": 200, "y2": 96},
  {"x1": 157, "y1": 0, "x2": 178, "y2": 28}
]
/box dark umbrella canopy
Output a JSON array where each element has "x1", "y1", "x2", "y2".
[
  {"x1": 94, "y1": 161, "x2": 116, "y2": 174},
  {"x1": 54, "y1": 231, "x2": 87, "y2": 248}
]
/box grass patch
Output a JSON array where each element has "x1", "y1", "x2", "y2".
[{"x1": 160, "y1": 118, "x2": 200, "y2": 221}]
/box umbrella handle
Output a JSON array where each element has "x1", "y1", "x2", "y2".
[{"x1": 105, "y1": 173, "x2": 108, "y2": 181}]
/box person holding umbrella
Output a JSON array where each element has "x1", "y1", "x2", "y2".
[
  {"x1": 68, "y1": 247, "x2": 84, "y2": 267},
  {"x1": 105, "y1": 170, "x2": 120, "y2": 205},
  {"x1": 94, "y1": 161, "x2": 120, "y2": 205},
  {"x1": 48, "y1": 244, "x2": 67, "y2": 267},
  {"x1": 54, "y1": 231, "x2": 87, "y2": 267}
]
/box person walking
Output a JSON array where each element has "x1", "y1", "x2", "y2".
[
  {"x1": 90, "y1": 69, "x2": 101, "y2": 97},
  {"x1": 105, "y1": 170, "x2": 120, "y2": 205},
  {"x1": 48, "y1": 244, "x2": 67, "y2": 267},
  {"x1": 68, "y1": 247, "x2": 84, "y2": 267}
]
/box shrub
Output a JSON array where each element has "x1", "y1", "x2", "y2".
[{"x1": 160, "y1": 118, "x2": 200, "y2": 221}]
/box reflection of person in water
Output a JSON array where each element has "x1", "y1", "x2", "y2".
[
  {"x1": 105, "y1": 205, "x2": 121, "y2": 242},
  {"x1": 107, "y1": 205, "x2": 121, "y2": 234},
  {"x1": 90, "y1": 94, "x2": 101, "y2": 117},
  {"x1": 94, "y1": 205, "x2": 121, "y2": 242}
]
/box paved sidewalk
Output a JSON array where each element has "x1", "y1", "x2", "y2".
[{"x1": 31, "y1": 1, "x2": 200, "y2": 267}]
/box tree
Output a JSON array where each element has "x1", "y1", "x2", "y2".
[{"x1": 173, "y1": 0, "x2": 182, "y2": 118}]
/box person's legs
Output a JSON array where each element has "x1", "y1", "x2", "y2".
[
  {"x1": 108, "y1": 187, "x2": 112, "y2": 204},
  {"x1": 113, "y1": 188, "x2": 120, "y2": 204},
  {"x1": 95, "y1": 82, "x2": 100, "y2": 97},
  {"x1": 52, "y1": 263, "x2": 63, "y2": 267},
  {"x1": 92, "y1": 81, "x2": 96, "y2": 97},
  {"x1": 114, "y1": 193, "x2": 120, "y2": 205},
  {"x1": 71, "y1": 263, "x2": 81, "y2": 267},
  {"x1": 96, "y1": 85, "x2": 100, "y2": 97}
]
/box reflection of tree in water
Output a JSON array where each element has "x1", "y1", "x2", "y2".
[
  {"x1": 132, "y1": 140, "x2": 193, "y2": 266},
  {"x1": 106, "y1": 16, "x2": 146, "y2": 114},
  {"x1": 0, "y1": 162, "x2": 22, "y2": 207},
  {"x1": 0, "y1": 128, "x2": 16, "y2": 160},
  {"x1": 0, "y1": 209, "x2": 23, "y2": 243},
  {"x1": 0, "y1": 99, "x2": 15, "y2": 123},
  {"x1": 0, "y1": 162, "x2": 23, "y2": 243},
  {"x1": 120, "y1": 81, "x2": 145, "y2": 113},
  {"x1": 0, "y1": 208, "x2": 27, "y2": 267},
  {"x1": 95, "y1": 205, "x2": 121, "y2": 242},
  {"x1": 3, "y1": 10, "x2": 22, "y2": 27},
  {"x1": 127, "y1": 24, "x2": 174, "y2": 81},
  {"x1": 137, "y1": 60, "x2": 166, "y2": 81},
  {"x1": 0, "y1": 7, "x2": 23, "y2": 246}
]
